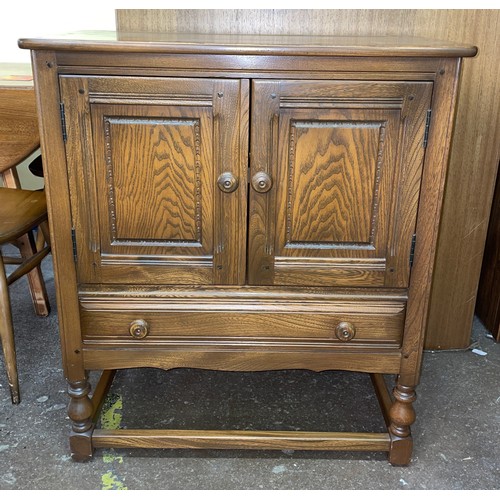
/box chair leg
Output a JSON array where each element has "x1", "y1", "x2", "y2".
[
  {"x1": 38, "y1": 220, "x2": 51, "y2": 249},
  {"x1": 16, "y1": 232, "x2": 50, "y2": 317},
  {"x1": 0, "y1": 251, "x2": 20, "y2": 404},
  {"x1": 1, "y1": 172, "x2": 50, "y2": 317}
]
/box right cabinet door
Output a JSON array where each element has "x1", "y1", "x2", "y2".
[{"x1": 248, "y1": 80, "x2": 433, "y2": 287}]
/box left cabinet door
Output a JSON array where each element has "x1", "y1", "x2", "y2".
[{"x1": 60, "y1": 76, "x2": 248, "y2": 285}]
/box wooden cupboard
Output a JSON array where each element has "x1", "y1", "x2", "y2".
[{"x1": 20, "y1": 32, "x2": 476, "y2": 465}]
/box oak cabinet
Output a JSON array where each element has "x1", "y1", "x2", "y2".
[{"x1": 20, "y1": 32, "x2": 476, "y2": 465}]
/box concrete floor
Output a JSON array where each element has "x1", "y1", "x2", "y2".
[{"x1": 1, "y1": 255, "x2": 500, "y2": 489}]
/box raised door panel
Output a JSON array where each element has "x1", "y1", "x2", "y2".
[
  {"x1": 92, "y1": 105, "x2": 213, "y2": 259},
  {"x1": 249, "y1": 80, "x2": 433, "y2": 287},
  {"x1": 60, "y1": 76, "x2": 248, "y2": 285}
]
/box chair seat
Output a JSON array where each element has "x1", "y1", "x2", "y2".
[{"x1": 0, "y1": 187, "x2": 48, "y2": 244}]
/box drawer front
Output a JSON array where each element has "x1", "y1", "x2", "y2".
[{"x1": 80, "y1": 299, "x2": 405, "y2": 347}]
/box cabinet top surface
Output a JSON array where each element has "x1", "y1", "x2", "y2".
[{"x1": 18, "y1": 30, "x2": 477, "y2": 58}]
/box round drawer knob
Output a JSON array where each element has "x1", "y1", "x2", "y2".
[
  {"x1": 335, "y1": 321, "x2": 356, "y2": 342},
  {"x1": 217, "y1": 172, "x2": 239, "y2": 193},
  {"x1": 129, "y1": 319, "x2": 149, "y2": 339},
  {"x1": 251, "y1": 171, "x2": 273, "y2": 193}
]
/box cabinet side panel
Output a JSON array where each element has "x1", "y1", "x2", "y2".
[
  {"x1": 31, "y1": 51, "x2": 85, "y2": 380},
  {"x1": 400, "y1": 58, "x2": 462, "y2": 385}
]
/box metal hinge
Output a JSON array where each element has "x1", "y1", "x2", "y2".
[
  {"x1": 423, "y1": 109, "x2": 432, "y2": 148},
  {"x1": 59, "y1": 103, "x2": 67, "y2": 142},
  {"x1": 409, "y1": 233, "x2": 417, "y2": 268},
  {"x1": 71, "y1": 228, "x2": 77, "y2": 262}
]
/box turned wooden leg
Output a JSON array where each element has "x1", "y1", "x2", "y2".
[
  {"x1": 388, "y1": 382, "x2": 416, "y2": 466},
  {"x1": 0, "y1": 251, "x2": 20, "y2": 404},
  {"x1": 68, "y1": 378, "x2": 95, "y2": 461}
]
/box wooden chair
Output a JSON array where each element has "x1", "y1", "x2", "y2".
[{"x1": 0, "y1": 84, "x2": 51, "y2": 404}]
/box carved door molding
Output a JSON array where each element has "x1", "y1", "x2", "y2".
[
  {"x1": 60, "y1": 75, "x2": 248, "y2": 285},
  {"x1": 248, "y1": 80, "x2": 433, "y2": 287}
]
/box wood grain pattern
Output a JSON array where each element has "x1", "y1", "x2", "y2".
[
  {"x1": 20, "y1": 29, "x2": 476, "y2": 58},
  {"x1": 105, "y1": 116, "x2": 202, "y2": 243},
  {"x1": 31, "y1": 51, "x2": 85, "y2": 381},
  {"x1": 60, "y1": 76, "x2": 247, "y2": 285},
  {"x1": 0, "y1": 87, "x2": 39, "y2": 172},
  {"x1": 90, "y1": 101, "x2": 214, "y2": 265},
  {"x1": 52, "y1": 52, "x2": 446, "y2": 79},
  {"x1": 113, "y1": 8, "x2": 499, "y2": 349},
  {"x1": 272, "y1": 265, "x2": 386, "y2": 288},
  {"x1": 57, "y1": 76, "x2": 100, "y2": 283},
  {"x1": 79, "y1": 300, "x2": 405, "y2": 345},
  {"x1": 475, "y1": 162, "x2": 500, "y2": 340},
  {"x1": 83, "y1": 347, "x2": 402, "y2": 374},
  {"x1": 79, "y1": 287, "x2": 406, "y2": 347},
  {"x1": 92, "y1": 428, "x2": 391, "y2": 452},
  {"x1": 247, "y1": 80, "x2": 279, "y2": 285},
  {"x1": 250, "y1": 79, "x2": 432, "y2": 288},
  {"x1": 78, "y1": 284, "x2": 409, "y2": 302},
  {"x1": 399, "y1": 59, "x2": 462, "y2": 385},
  {"x1": 287, "y1": 119, "x2": 381, "y2": 245},
  {"x1": 0, "y1": 187, "x2": 47, "y2": 243},
  {"x1": 418, "y1": 12, "x2": 500, "y2": 350},
  {"x1": 212, "y1": 79, "x2": 248, "y2": 285}
]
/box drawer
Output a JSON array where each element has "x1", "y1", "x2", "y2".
[{"x1": 80, "y1": 297, "x2": 405, "y2": 346}]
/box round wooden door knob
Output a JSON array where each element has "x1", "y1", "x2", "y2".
[
  {"x1": 251, "y1": 171, "x2": 273, "y2": 193},
  {"x1": 335, "y1": 321, "x2": 356, "y2": 342},
  {"x1": 217, "y1": 172, "x2": 239, "y2": 193},
  {"x1": 129, "y1": 319, "x2": 149, "y2": 339}
]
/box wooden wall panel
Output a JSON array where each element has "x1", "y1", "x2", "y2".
[
  {"x1": 116, "y1": 9, "x2": 500, "y2": 349},
  {"x1": 476, "y1": 162, "x2": 500, "y2": 341}
]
